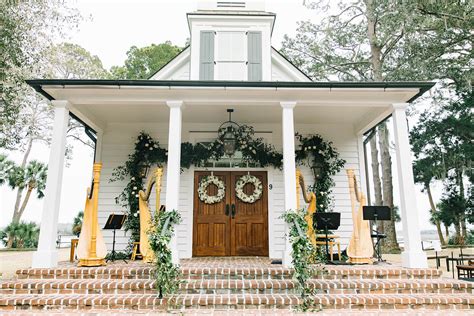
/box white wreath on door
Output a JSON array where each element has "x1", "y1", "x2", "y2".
[
  {"x1": 197, "y1": 175, "x2": 226, "y2": 204},
  {"x1": 235, "y1": 174, "x2": 263, "y2": 204}
]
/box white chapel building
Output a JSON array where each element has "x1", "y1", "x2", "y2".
[{"x1": 28, "y1": 0, "x2": 433, "y2": 269}]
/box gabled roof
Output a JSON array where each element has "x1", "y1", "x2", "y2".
[{"x1": 149, "y1": 45, "x2": 312, "y2": 82}]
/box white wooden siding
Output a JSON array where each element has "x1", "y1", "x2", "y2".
[{"x1": 98, "y1": 122, "x2": 360, "y2": 259}]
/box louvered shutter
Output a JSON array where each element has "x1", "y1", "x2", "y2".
[
  {"x1": 199, "y1": 31, "x2": 215, "y2": 80},
  {"x1": 247, "y1": 31, "x2": 262, "y2": 81}
]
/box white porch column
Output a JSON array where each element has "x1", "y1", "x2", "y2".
[
  {"x1": 32, "y1": 101, "x2": 70, "y2": 268},
  {"x1": 392, "y1": 103, "x2": 428, "y2": 268},
  {"x1": 281, "y1": 101, "x2": 297, "y2": 267},
  {"x1": 165, "y1": 100, "x2": 183, "y2": 264}
]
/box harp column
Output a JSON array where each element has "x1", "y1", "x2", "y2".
[
  {"x1": 32, "y1": 101, "x2": 70, "y2": 268},
  {"x1": 392, "y1": 103, "x2": 428, "y2": 268},
  {"x1": 281, "y1": 101, "x2": 298, "y2": 267},
  {"x1": 165, "y1": 100, "x2": 184, "y2": 264}
]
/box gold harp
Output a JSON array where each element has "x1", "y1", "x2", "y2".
[
  {"x1": 138, "y1": 168, "x2": 163, "y2": 263},
  {"x1": 346, "y1": 169, "x2": 373, "y2": 264},
  {"x1": 77, "y1": 163, "x2": 107, "y2": 267},
  {"x1": 296, "y1": 168, "x2": 317, "y2": 245}
]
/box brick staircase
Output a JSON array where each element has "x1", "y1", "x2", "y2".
[{"x1": 0, "y1": 258, "x2": 473, "y2": 311}]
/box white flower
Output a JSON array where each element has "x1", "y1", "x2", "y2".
[
  {"x1": 149, "y1": 147, "x2": 153, "y2": 150},
  {"x1": 133, "y1": 186, "x2": 137, "y2": 190},
  {"x1": 252, "y1": 150, "x2": 256, "y2": 154},
  {"x1": 304, "y1": 147, "x2": 307, "y2": 151},
  {"x1": 134, "y1": 212, "x2": 138, "y2": 217},
  {"x1": 135, "y1": 194, "x2": 139, "y2": 197},
  {"x1": 131, "y1": 177, "x2": 135, "y2": 180},
  {"x1": 145, "y1": 143, "x2": 149, "y2": 147},
  {"x1": 319, "y1": 204, "x2": 323, "y2": 208},
  {"x1": 154, "y1": 144, "x2": 158, "y2": 148}
]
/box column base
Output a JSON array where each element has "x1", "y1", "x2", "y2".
[
  {"x1": 78, "y1": 258, "x2": 106, "y2": 267},
  {"x1": 171, "y1": 233, "x2": 180, "y2": 264},
  {"x1": 401, "y1": 250, "x2": 428, "y2": 268},
  {"x1": 282, "y1": 249, "x2": 293, "y2": 268},
  {"x1": 32, "y1": 249, "x2": 59, "y2": 268}
]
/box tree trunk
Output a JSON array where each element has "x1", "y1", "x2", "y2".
[
  {"x1": 458, "y1": 170, "x2": 467, "y2": 239},
  {"x1": 17, "y1": 185, "x2": 34, "y2": 222},
  {"x1": 11, "y1": 137, "x2": 33, "y2": 224},
  {"x1": 370, "y1": 133, "x2": 383, "y2": 235},
  {"x1": 378, "y1": 123, "x2": 400, "y2": 253},
  {"x1": 454, "y1": 222, "x2": 462, "y2": 244},
  {"x1": 8, "y1": 138, "x2": 33, "y2": 247},
  {"x1": 445, "y1": 224, "x2": 449, "y2": 239},
  {"x1": 427, "y1": 184, "x2": 445, "y2": 245},
  {"x1": 365, "y1": 0, "x2": 384, "y2": 81}
]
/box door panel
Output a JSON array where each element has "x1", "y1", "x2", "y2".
[
  {"x1": 230, "y1": 171, "x2": 268, "y2": 256},
  {"x1": 193, "y1": 171, "x2": 231, "y2": 256},
  {"x1": 193, "y1": 171, "x2": 268, "y2": 257}
]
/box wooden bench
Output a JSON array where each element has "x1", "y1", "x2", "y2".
[{"x1": 457, "y1": 263, "x2": 474, "y2": 280}]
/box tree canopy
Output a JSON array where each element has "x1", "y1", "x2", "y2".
[{"x1": 109, "y1": 42, "x2": 182, "y2": 79}]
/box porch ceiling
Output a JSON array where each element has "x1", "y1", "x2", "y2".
[{"x1": 27, "y1": 80, "x2": 434, "y2": 132}]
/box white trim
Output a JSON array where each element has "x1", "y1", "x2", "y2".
[
  {"x1": 271, "y1": 48, "x2": 311, "y2": 82},
  {"x1": 355, "y1": 107, "x2": 392, "y2": 135},
  {"x1": 68, "y1": 103, "x2": 105, "y2": 133}
]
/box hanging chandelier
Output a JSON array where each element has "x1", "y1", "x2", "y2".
[{"x1": 218, "y1": 109, "x2": 240, "y2": 157}]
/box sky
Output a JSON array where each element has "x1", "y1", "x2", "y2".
[{"x1": 0, "y1": 0, "x2": 439, "y2": 233}]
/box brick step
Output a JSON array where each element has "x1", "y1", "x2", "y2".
[
  {"x1": 0, "y1": 293, "x2": 472, "y2": 310},
  {"x1": 15, "y1": 265, "x2": 442, "y2": 280},
  {"x1": 1, "y1": 279, "x2": 470, "y2": 296}
]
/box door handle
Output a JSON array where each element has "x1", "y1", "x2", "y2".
[
  {"x1": 225, "y1": 204, "x2": 230, "y2": 216},
  {"x1": 231, "y1": 204, "x2": 236, "y2": 219}
]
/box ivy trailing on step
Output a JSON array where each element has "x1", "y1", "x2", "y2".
[
  {"x1": 148, "y1": 208, "x2": 182, "y2": 297},
  {"x1": 280, "y1": 208, "x2": 319, "y2": 311}
]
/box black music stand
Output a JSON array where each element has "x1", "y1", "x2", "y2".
[
  {"x1": 314, "y1": 212, "x2": 341, "y2": 264},
  {"x1": 103, "y1": 214, "x2": 127, "y2": 263},
  {"x1": 363, "y1": 206, "x2": 391, "y2": 262}
]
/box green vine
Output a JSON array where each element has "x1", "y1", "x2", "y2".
[
  {"x1": 110, "y1": 128, "x2": 282, "y2": 244},
  {"x1": 148, "y1": 208, "x2": 182, "y2": 297},
  {"x1": 295, "y1": 133, "x2": 346, "y2": 213},
  {"x1": 280, "y1": 208, "x2": 319, "y2": 311}
]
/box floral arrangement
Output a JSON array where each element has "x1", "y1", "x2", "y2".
[
  {"x1": 235, "y1": 174, "x2": 263, "y2": 203},
  {"x1": 110, "y1": 132, "x2": 167, "y2": 243},
  {"x1": 197, "y1": 175, "x2": 226, "y2": 204},
  {"x1": 148, "y1": 208, "x2": 182, "y2": 297},
  {"x1": 295, "y1": 133, "x2": 346, "y2": 213}
]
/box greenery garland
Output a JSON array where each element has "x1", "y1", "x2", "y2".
[
  {"x1": 280, "y1": 208, "x2": 318, "y2": 311},
  {"x1": 295, "y1": 133, "x2": 346, "y2": 213},
  {"x1": 111, "y1": 128, "x2": 282, "y2": 245},
  {"x1": 148, "y1": 208, "x2": 182, "y2": 297}
]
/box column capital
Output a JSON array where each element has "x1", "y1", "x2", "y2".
[
  {"x1": 51, "y1": 100, "x2": 71, "y2": 110},
  {"x1": 280, "y1": 101, "x2": 297, "y2": 109},
  {"x1": 391, "y1": 103, "x2": 409, "y2": 111},
  {"x1": 166, "y1": 100, "x2": 184, "y2": 109}
]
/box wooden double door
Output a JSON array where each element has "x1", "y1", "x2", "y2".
[{"x1": 193, "y1": 171, "x2": 268, "y2": 257}]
